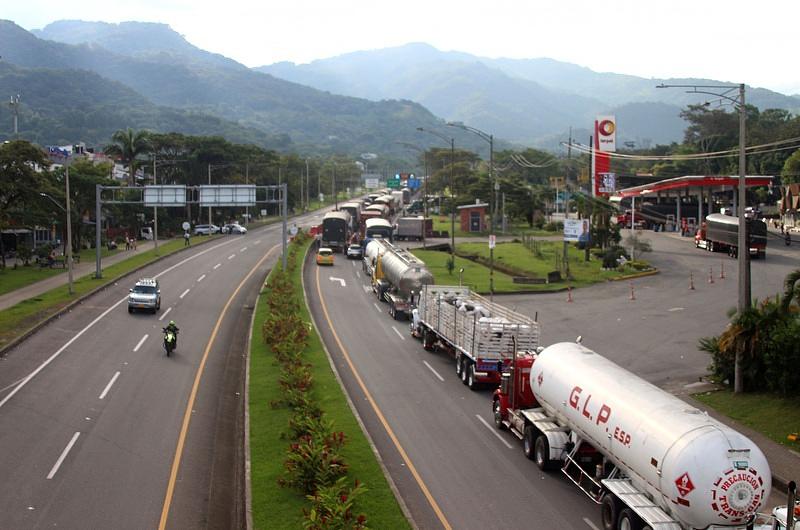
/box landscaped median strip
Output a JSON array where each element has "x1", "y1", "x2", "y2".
[{"x1": 248, "y1": 232, "x2": 409, "y2": 529}]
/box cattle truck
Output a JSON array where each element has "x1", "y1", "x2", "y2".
[
  {"x1": 695, "y1": 213, "x2": 767, "y2": 258},
  {"x1": 411, "y1": 285, "x2": 540, "y2": 389},
  {"x1": 321, "y1": 211, "x2": 351, "y2": 252},
  {"x1": 493, "y1": 341, "x2": 774, "y2": 530}
]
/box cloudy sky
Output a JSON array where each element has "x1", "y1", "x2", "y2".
[{"x1": 6, "y1": 0, "x2": 799, "y2": 95}]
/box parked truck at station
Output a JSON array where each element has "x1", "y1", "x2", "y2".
[
  {"x1": 493, "y1": 341, "x2": 776, "y2": 530},
  {"x1": 394, "y1": 216, "x2": 432, "y2": 241},
  {"x1": 411, "y1": 285, "x2": 540, "y2": 389},
  {"x1": 695, "y1": 213, "x2": 767, "y2": 258}
]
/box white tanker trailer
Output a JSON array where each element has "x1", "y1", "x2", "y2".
[
  {"x1": 368, "y1": 239, "x2": 433, "y2": 320},
  {"x1": 493, "y1": 342, "x2": 772, "y2": 530}
]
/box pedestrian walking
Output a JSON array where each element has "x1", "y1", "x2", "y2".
[
  {"x1": 131, "y1": 237, "x2": 137, "y2": 250},
  {"x1": 124, "y1": 233, "x2": 131, "y2": 250},
  {"x1": 184, "y1": 231, "x2": 191, "y2": 246}
]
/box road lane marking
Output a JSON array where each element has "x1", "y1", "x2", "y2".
[
  {"x1": 392, "y1": 326, "x2": 406, "y2": 341},
  {"x1": 362, "y1": 285, "x2": 371, "y2": 294},
  {"x1": 0, "y1": 237, "x2": 239, "y2": 411},
  {"x1": 423, "y1": 361, "x2": 444, "y2": 382},
  {"x1": 213, "y1": 263, "x2": 221, "y2": 270},
  {"x1": 133, "y1": 334, "x2": 149, "y2": 352},
  {"x1": 355, "y1": 271, "x2": 360, "y2": 279},
  {"x1": 373, "y1": 303, "x2": 382, "y2": 313},
  {"x1": 227, "y1": 254, "x2": 236, "y2": 260},
  {"x1": 329, "y1": 277, "x2": 346, "y2": 287},
  {"x1": 179, "y1": 288, "x2": 190, "y2": 299},
  {"x1": 254, "y1": 240, "x2": 261, "y2": 245},
  {"x1": 0, "y1": 377, "x2": 26, "y2": 395},
  {"x1": 158, "y1": 307, "x2": 172, "y2": 321},
  {"x1": 315, "y1": 266, "x2": 452, "y2": 530},
  {"x1": 99, "y1": 371, "x2": 121, "y2": 400},
  {"x1": 584, "y1": 518, "x2": 601, "y2": 530},
  {"x1": 475, "y1": 414, "x2": 513, "y2": 449},
  {"x1": 240, "y1": 247, "x2": 247, "y2": 252},
  {"x1": 159, "y1": 243, "x2": 281, "y2": 529},
  {"x1": 197, "y1": 274, "x2": 206, "y2": 282},
  {"x1": 668, "y1": 307, "x2": 684, "y2": 312},
  {"x1": 47, "y1": 432, "x2": 80, "y2": 479}
]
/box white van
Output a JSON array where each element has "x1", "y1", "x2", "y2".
[{"x1": 139, "y1": 227, "x2": 153, "y2": 240}]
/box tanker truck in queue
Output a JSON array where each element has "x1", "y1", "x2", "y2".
[
  {"x1": 695, "y1": 213, "x2": 767, "y2": 259},
  {"x1": 492, "y1": 341, "x2": 773, "y2": 530},
  {"x1": 411, "y1": 285, "x2": 540, "y2": 390},
  {"x1": 367, "y1": 239, "x2": 433, "y2": 320}
]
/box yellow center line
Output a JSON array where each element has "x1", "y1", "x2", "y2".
[
  {"x1": 315, "y1": 265, "x2": 452, "y2": 530},
  {"x1": 158, "y1": 243, "x2": 280, "y2": 530}
]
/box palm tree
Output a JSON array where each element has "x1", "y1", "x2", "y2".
[{"x1": 104, "y1": 129, "x2": 151, "y2": 186}]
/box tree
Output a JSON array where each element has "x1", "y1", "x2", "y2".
[
  {"x1": 104, "y1": 128, "x2": 151, "y2": 186},
  {"x1": 0, "y1": 140, "x2": 52, "y2": 268},
  {"x1": 781, "y1": 149, "x2": 800, "y2": 185}
]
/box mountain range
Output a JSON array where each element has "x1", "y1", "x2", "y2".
[
  {"x1": 259, "y1": 42, "x2": 800, "y2": 149},
  {"x1": 2, "y1": 19, "x2": 798, "y2": 157}
]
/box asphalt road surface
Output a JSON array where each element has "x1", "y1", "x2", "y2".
[
  {"x1": 306, "y1": 252, "x2": 597, "y2": 530},
  {"x1": 305, "y1": 228, "x2": 797, "y2": 530},
  {"x1": 0, "y1": 212, "x2": 323, "y2": 530}
]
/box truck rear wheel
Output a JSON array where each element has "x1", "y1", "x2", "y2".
[
  {"x1": 617, "y1": 508, "x2": 643, "y2": 530},
  {"x1": 601, "y1": 495, "x2": 620, "y2": 530},
  {"x1": 460, "y1": 359, "x2": 470, "y2": 385},
  {"x1": 466, "y1": 364, "x2": 477, "y2": 390},
  {"x1": 455, "y1": 355, "x2": 463, "y2": 376},
  {"x1": 534, "y1": 434, "x2": 556, "y2": 470},
  {"x1": 523, "y1": 425, "x2": 536, "y2": 460}
]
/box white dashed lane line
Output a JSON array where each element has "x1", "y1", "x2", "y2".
[
  {"x1": 392, "y1": 326, "x2": 406, "y2": 341},
  {"x1": 475, "y1": 414, "x2": 513, "y2": 449},
  {"x1": 423, "y1": 361, "x2": 444, "y2": 382},
  {"x1": 197, "y1": 274, "x2": 206, "y2": 282},
  {"x1": 373, "y1": 303, "x2": 382, "y2": 313},
  {"x1": 47, "y1": 432, "x2": 80, "y2": 479},
  {"x1": 133, "y1": 334, "x2": 149, "y2": 352},
  {"x1": 240, "y1": 247, "x2": 248, "y2": 252},
  {"x1": 179, "y1": 289, "x2": 190, "y2": 299},
  {"x1": 227, "y1": 254, "x2": 235, "y2": 260},
  {"x1": 213, "y1": 263, "x2": 221, "y2": 270},
  {"x1": 98, "y1": 371, "x2": 121, "y2": 400}
]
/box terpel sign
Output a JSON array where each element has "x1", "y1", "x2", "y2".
[{"x1": 595, "y1": 116, "x2": 616, "y2": 152}]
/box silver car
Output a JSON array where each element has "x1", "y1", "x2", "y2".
[{"x1": 128, "y1": 278, "x2": 161, "y2": 314}]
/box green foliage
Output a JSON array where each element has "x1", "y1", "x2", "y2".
[
  {"x1": 700, "y1": 270, "x2": 800, "y2": 396},
  {"x1": 304, "y1": 477, "x2": 368, "y2": 530},
  {"x1": 602, "y1": 246, "x2": 628, "y2": 269}
]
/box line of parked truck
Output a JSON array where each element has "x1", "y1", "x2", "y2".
[{"x1": 349, "y1": 219, "x2": 795, "y2": 530}]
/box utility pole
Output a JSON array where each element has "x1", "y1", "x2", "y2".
[
  {"x1": 207, "y1": 164, "x2": 212, "y2": 228},
  {"x1": 65, "y1": 164, "x2": 74, "y2": 294},
  {"x1": 9, "y1": 94, "x2": 20, "y2": 138},
  {"x1": 153, "y1": 155, "x2": 159, "y2": 255},
  {"x1": 305, "y1": 159, "x2": 310, "y2": 212}
]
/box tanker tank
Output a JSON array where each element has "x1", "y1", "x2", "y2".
[
  {"x1": 373, "y1": 239, "x2": 433, "y2": 298},
  {"x1": 529, "y1": 342, "x2": 771, "y2": 529}
]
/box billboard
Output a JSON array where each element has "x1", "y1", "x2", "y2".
[
  {"x1": 199, "y1": 185, "x2": 256, "y2": 207},
  {"x1": 564, "y1": 219, "x2": 590, "y2": 243}
]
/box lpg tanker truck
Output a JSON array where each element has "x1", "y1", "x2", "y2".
[
  {"x1": 366, "y1": 239, "x2": 433, "y2": 320},
  {"x1": 411, "y1": 285, "x2": 540, "y2": 390},
  {"x1": 493, "y1": 341, "x2": 774, "y2": 530}
]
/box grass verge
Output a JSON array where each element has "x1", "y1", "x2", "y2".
[
  {"x1": 412, "y1": 241, "x2": 626, "y2": 293},
  {"x1": 0, "y1": 239, "x2": 189, "y2": 349},
  {"x1": 693, "y1": 389, "x2": 800, "y2": 451},
  {"x1": 248, "y1": 237, "x2": 410, "y2": 529}
]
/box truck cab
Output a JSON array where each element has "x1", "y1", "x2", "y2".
[{"x1": 492, "y1": 354, "x2": 538, "y2": 432}]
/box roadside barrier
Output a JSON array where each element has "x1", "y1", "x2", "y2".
[
  {"x1": 629, "y1": 281, "x2": 636, "y2": 301},
  {"x1": 708, "y1": 266, "x2": 715, "y2": 284},
  {"x1": 566, "y1": 286, "x2": 573, "y2": 303},
  {"x1": 689, "y1": 272, "x2": 695, "y2": 290},
  {"x1": 719, "y1": 261, "x2": 725, "y2": 279}
]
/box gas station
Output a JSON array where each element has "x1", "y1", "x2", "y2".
[{"x1": 612, "y1": 175, "x2": 775, "y2": 233}]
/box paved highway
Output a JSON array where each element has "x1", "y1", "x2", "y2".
[
  {"x1": 305, "y1": 228, "x2": 797, "y2": 529},
  {"x1": 0, "y1": 212, "x2": 323, "y2": 529},
  {"x1": 306, "y1": 252, "x2": 597, "y2": 530}
]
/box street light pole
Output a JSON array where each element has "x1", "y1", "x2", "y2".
[
  {"x1": 446, "y1": 122, "x2": 494, "y2": 300},
  {"x1": 153, "y1": 155, "x2": 159, "y2": 255},
  {"x1": 65, "y1": 164, "x2": 74, "y2": 295},
  {"x1": 417, "y1": 127, "x2": 456, "y2": 266},
  {"x1": 657, "y1": 82, "x2": 749, "y2": 393}
]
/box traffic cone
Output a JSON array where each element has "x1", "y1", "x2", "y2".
[
  {"x1": 719, "y1": 261, "x2": 725, "y2": 279},
  {"x1": 629, "y1": 281, "x2": 636, "y2": 301},
  {"x1": 689, "y1": 272, "x2": 695, "y2": 290},
  {"x1": 708, "y1": 266, "x2": 715, "y2": 284},
  {"x1": 566, "y1": 286, "x2": 573, "y2": 303}
]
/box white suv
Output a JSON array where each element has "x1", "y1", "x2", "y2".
[
  {"x1": 194, "y1": 224, "x2": 220, "y2": 235},
  {"x1": 128, "y1": 278, "x2": 161, "y2": 314}
]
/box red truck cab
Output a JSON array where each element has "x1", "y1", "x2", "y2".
[{"x1": 492, "y1": 354, "x2": 538, "y2": 427}]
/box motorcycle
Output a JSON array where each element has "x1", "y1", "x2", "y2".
[{"x1": 163, "y1": 328, "x2": 177, "y2": 356}]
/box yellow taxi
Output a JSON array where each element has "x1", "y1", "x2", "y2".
[{"x1": 316, "y1": 247, "x2": 334, "y2": 266}]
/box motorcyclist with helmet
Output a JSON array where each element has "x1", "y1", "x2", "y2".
[{"x1": 163, "y1": 320, "x2": 179, "y2": 350}]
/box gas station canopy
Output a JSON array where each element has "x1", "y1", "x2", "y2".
[{"x1": 614, "y1": 175, "x2": 774, "y2": 199}]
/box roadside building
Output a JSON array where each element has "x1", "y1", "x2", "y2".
[{"x1": 458, "y1": 200, "x2": 488, "y2": 233}]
